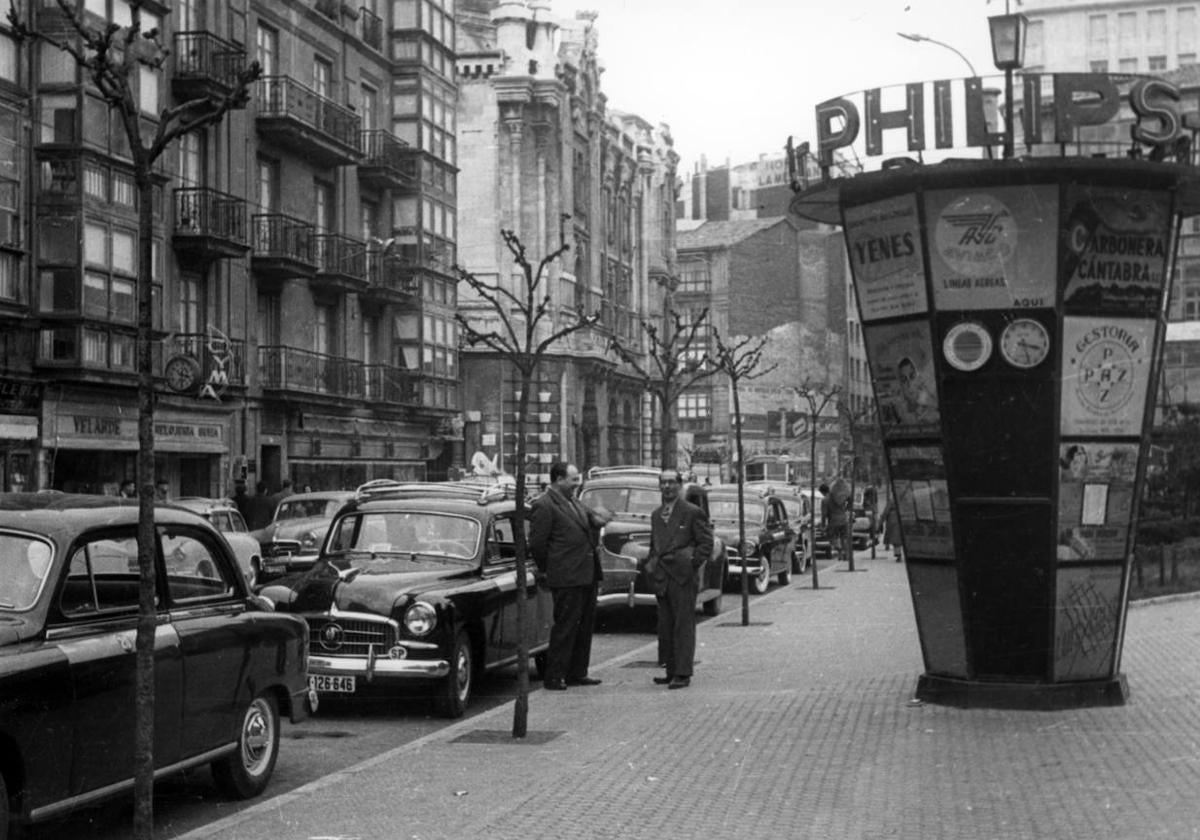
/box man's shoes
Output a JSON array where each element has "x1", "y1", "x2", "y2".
[
  {"x1": 652, "y1": 675, "x2": 674, "y2": 686},
  {"x1": 566, "y1": 677, "x2": 602, "y2": 687},
  {"x1": 543, "y1": 679, "x2": 568, "y2": 691},
  {"x1": 668, "y1": 676, "x2": 691, "y2": 690}
]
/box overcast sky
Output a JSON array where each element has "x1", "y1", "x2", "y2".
[{"x1": 555, "y1": 0, "x2": 1007, "y2": 172}]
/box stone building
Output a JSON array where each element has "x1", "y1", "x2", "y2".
[{"x1": 454, "y1": 0, "x2": 679, "y2": 478}]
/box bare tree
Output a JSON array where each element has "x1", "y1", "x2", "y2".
[
  {"x1": 609, "y1": 307, "x2": 716, "y2": 468},
  {"x1": 453, "y1": 215, "x2": 598, "y2": 737},
  {"x1": 9, "y1": 2, "x2": 261, "y2": 835},
  {"x1": 793, "y1": 380, "x2": 841, "y2": 590},
  {"x1": 710, "y1": 328, "x2": 777, "y2": 625}
]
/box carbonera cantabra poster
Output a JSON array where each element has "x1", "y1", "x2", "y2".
[
  {"x1": 843, "y1": 193, "x2": 928, "y2": 322},
  {"x1": 865, "y1": 320, "x2": 939, "y2": 438},
  {"x1": 887, "y1": 444, "x2": 954, "y2": 559},
  {"x1": 1060, "y1": 317, "x2": 1156, "y2": 437},
  {"x1": 926, "y1": 185, "x2": 1058, "y2": 311},
  {"x1": 1056, "y1": 441, "x2": 1138, "y2": 562},
  {"x1": 1060, "y1": 185, "x2": 1171, "y2": 317}
]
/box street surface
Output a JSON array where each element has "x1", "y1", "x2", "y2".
[{"x1": 29, "y1": 579, "x2": 800, "y2": 839}]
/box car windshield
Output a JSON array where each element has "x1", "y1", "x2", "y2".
[
  {"x1": 708, "y1": 499, "x2": 765, "y2": 525},
  {"x1": 275, "y1": 498, "x2": 341, "y2": 521},
  {"x1": 579, "y1": 486, "x2": 660, "y2": 517},
  {"x1": 778, "y1": 498, "x2": 804, "y2": 521},
  {"x1": 0, "y1": 534, "x2": 54, "y2": 610},
  {"x1": 327, "y1": 512, "x2": 481, "y2": 565}
]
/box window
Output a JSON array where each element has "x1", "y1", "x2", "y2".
[
  {"x1": 180, "y1": 132, "x2": 204, "y2": 187},
  {"x1": 162, "y1": 530, "x2": 235, "y2": 602},
  {"x1": 40, "y1": 94, "x2": 76, "y2": 144},
  {"x1": 677, "y1": 391, "x2": 710, "y2": 420},
  {"x1": 360, "y1": 83, "x2": 377, "y2": 132},
  {"x1": 0, "y1": 252, "x2": 21, "y2": 303},
  {"x1": 61, "y1": 536, "x2": 140, "y2": 615},
  {"x1": 1149, "y1": 55, "x2": 1168, "y2": 71},
  {"x1": 1088, "y1": 15, "x2": 1108, "y2": 56},
  {"x1": 1090, "y1": 60, "x2": 1109, "y2": 73},
  {"x1": 256, "y1": 291, "x2": 280, "y2": 346},
  {"x1": 178, "y1": 273, "x2": 201, "y2": 334},
  {"x1": 313, "y1": 56, "x2": 332, "y2": 99},
  {"x1": 315, "y1": 304, "x2": 336, "y2": 356},
  {"x1": 1119, "y1": 58, "x2": 1138, "y2": 73},
  {"x1": 1181, "y1": 7, "x2": 1198, "y2": 62},
  {"x1": 1183, "y1": 283, "x2": 1200, "y2": 319},
  {"x1": 314, "y1": 179, "x2": 334, "y2": 232},
  {"x1": 256, "y1": 156, "x2": 279, "y2": 213},
  {"x1": 255, "y1": 23, "x2": 277, "y2": 76},
  {"x1": 677, "y1": 261, "x2": 710, "y2": 294},
  {"x1": 138, "y1": 65, "x2": 158, "y2": 115}
]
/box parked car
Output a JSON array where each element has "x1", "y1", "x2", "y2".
[
  {"x1": 706, "y1": 485, "x2": 797, "y2": 594},
  {"x1": 744, "y1": 482, "x2": 813, "y2": 573},
  {"x1": 261, "y1": 479, "x2": 553, "y2": 718},
  {"x1": 580, "y1": 466, "x2": 728, "y2": 616},
  {"x1": 173, "y1": 497, "x2": 264, "y2": 588},
  {"x1": 0, "y1": 492, "x2": 311, "y2": 837},
  {"x1": 251, "y1": 490, "x2": 355, "y2": 582}
]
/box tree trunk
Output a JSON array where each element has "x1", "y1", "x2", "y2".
[
  {"x1": 133, "y1": 172, "x2": 157, "y2": 840},
  {"x1": 658, "y1": 390, "x2": 674, "y2": 469},
  {"x1": 732, "y1": 383, "x2": 750, "y2": 626},
  {"x1": 510, "y1": 366, "x2": 533, "y2": 739},
  {"x1": 808, "y1": 398, "x2": 821, "y2": 591}
]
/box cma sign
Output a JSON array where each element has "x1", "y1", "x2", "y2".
[{"x1": 816, "y1": 73, "x2": 1196, "y2": 167}]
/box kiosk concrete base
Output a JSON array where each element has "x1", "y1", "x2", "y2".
[{"x1": 915, "y1": 673, "x2": 1129, "y2": 710}]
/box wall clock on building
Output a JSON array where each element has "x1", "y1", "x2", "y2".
[
  {"x1": 164, "y1": 354, "x2": 202, "y2": 394},
  {"x1": 942, "y1": 321, "x2": 993, "y2": 372},
  {"x1": 999, "y1": 318, "x2": 1051, "y2": 369}
]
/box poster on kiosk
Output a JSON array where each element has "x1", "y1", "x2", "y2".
[{"x1": 791, "y1": 71, "x2": 1198, "y2": 708}]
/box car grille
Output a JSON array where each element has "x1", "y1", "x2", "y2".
[{"x1": 307, "y1": 615, "x2": 397, "y2": 656}]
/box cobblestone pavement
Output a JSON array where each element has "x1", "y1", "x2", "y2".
[{"x1": 178, "y1": 551, "x2": 1200, "y2": 840}]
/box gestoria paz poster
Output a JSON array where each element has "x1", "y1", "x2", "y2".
[{"x1": 1060, "y1": 317, "x2": 1156, "y2": 437}]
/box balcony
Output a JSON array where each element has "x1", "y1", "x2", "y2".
[
  {"x1": 259, "y1": 345, "x2": 364, "y2": 400},
  {"x1": 358, "y1": 130, "x2": 417, "y2": 192},
  {"x1": 360, "y1": 7, "x2": 383, "y2": 51},
  {"x1": 256, "y1": 76, "x2": 361, "y2": 168},
  {"x1": 251, "y1": 214, "x2": 316, "y2": 284},
  {"x1": 313, "y1": 233, "x2": 369, "y2": 294},
  {"x1": 172, "y1": 32, "x2": 247, "y2": 104},
  {"x1": 173, "y1": 187, "x2": 249, "y2": 260},
  {"x1": 362, "y1": 248, "x2": 420, "y2": 305},
  {"x1": 364, "y1": 364, "x2": 420, "y2": 406}
]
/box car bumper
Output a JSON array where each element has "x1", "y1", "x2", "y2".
[
  {"x1": 309, "y1": 654, "x2": 450, "y2": 680},
  {"x1": 596, "y1": 580, "x2": 658, "y2": 608}
]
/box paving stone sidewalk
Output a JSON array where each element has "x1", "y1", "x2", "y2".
[{"x1": 179, "y1": 552, "x2": 1200, "y2": 840}]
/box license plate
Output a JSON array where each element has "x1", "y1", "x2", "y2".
[{"x1": 309, "y1": 674, "x2": 356, "y2": 693}]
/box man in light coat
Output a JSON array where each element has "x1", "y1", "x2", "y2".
[
  {"x1": 529, "y1": 461, "x2": 609, "y2": 691},
  {"x1": 640, "y1": 469, "x2": 713, "y2": 690}
]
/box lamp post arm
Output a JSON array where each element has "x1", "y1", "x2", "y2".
[{"x1": 897, "y1": 32, "x2": 978, "y2": 77}]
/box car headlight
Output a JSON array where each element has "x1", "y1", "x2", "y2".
[
  {"x1": 301, "y1": 531, "x2": 318, "y2": 549},
  {"x1": 404, "y1": 601, "x2": 437, "y2": 636},
  {"x1": 740, "y1": 539, "x2": 756, "y2": 558}
]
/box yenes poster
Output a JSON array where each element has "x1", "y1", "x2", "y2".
[{"x1": 843, "y1": 194, "x2": 928, "y2": 322}]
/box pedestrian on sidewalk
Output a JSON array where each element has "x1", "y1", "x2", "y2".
[
  {"x1": 640, "y1": 468, "x2": 712, "y2": 690},
  {"x1": 530, "y1": 461, "x2": 610, "y2": 691}
]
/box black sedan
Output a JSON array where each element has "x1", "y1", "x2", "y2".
[
  {"x1": 707, "y1": 485, "x2": 798, "y2": 594},
  {"x1": 262, "y1": 480, "x2": 553, "y2": 718},
  {"x1": 0, "y1": 493, "x2": 311, "y2": 837}
]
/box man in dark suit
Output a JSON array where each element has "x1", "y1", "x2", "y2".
[
  {"x1": 640, "y1": 469, "x2": 713, "y2": 690},
  {"x1": 530, "y1": 461, "x2": 610, "y2": 691}
]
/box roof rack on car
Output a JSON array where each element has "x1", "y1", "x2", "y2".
[{"x1": 587, "y1": 466, "x2": 663, "y2": 479}]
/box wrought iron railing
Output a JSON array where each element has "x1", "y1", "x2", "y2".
[
  {"x1": 173, "y1": 187, "x2": 247, "y2": 244},
  {"x1": 256, "y1": 76, "x2": 361, "y2": 151},
  {"x1": 251, "y1": 214, "x2": 315, "y2": 264},
  {"x1": 364, "y1": 364, "x2": 420, "y2": 405},
  {"x1": 315, "y1": 233, "x2": 367, "y2": 279},
  {"x1": 358, "y1": 129, "x2": 416, "y2": 184},
  {"x1": 258, "y1": 345, "x2": 364, "y2": 399},
  {"x1": 173, "y1": 31, "x2": 245, "y2": 87},
  {"x1": 366, "y1": 250, "x2": 420, "y2": 297}
]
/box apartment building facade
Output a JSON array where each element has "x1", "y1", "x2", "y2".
[{"x1": 0, "y1": 0, "x2": 459, "y2": 496}]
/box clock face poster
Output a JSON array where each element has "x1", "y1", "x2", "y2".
[
  {"x1": 1060, "y1": 185, "x2": 1171, "y2": 317},
  {"x1": 926, "y1": 185, "x2": 1058, "y2": 311},
  {"x1": 864, "y1": 320, "x2": 940, "y2": 438},
  {"x1": 1056, "y1": 441, "x2": 1138, "y2": 562},
  {"x1": 842, "y1": 194, "x2": 929, "y2": 322},
  {"x1": 887, "y1": 444, "x2": 954, "y2": 559},
  {"x1": 1060, "y1": 317, "x2": 1156, "y2": 437}
]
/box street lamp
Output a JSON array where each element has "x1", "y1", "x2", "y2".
[
  {"x1": 896, "y1": 32, "x2": 978, "y2": 77},
  {"x1": 988, "y1": 11, "x2": 1029, "y2": 158}
]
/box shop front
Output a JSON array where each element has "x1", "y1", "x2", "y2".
[
  {"x1": 42, "y1": 397, "x2": 233, "y2": 497},
  {"x1": 285, "y1": 412, "x2": 431, "y2": 491},
  {"x1": 0, "y1": 376, "x2": 40, "y2": 492}
]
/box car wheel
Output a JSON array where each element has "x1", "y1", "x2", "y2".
[
  {"x1": 0, "y1": 771, "x2": 19, "y2": 840},
  {"x1": 435, "y1": 629, "x2": 473, "y2": 718},
  {"x1": 702, "y1": 590, "x2": 722, "y2": 616},
  {"x1": 212, "y1": 693, "x2": 280, "y2": 800},
  {"x1": 533, "y1": 650, "x2": 548, "y2": 680},
  {"x1": 749, "y1": 561, "x2": 770, "y2": 595}
]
